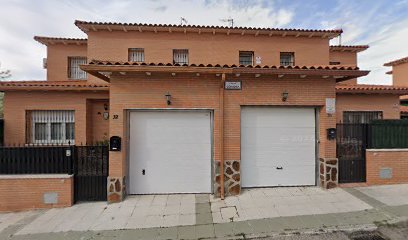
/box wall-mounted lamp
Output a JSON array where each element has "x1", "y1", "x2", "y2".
[
  {"x1": 282, "y1": 90, "x2": 289, "y2": 102},
  {"x1": 104, "y1": 103, "x2": 109, "y2": 111},
  {"x1": 165, "y1": 92, "x2": 172, "y2": 105}
]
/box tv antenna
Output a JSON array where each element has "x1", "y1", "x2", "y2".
[
  {"x1": 220, "y1": 18, "x2": 234, "y2": 27},
  {"x1": 180, "y1": 17, "x2": 188, "y2": 26}
]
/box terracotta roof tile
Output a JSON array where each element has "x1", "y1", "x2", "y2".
[
  {"x1": 384, "y1": 57, "x2": 408, "y2": 67},
  {"x1": 329, "y1": 45, "x2": 369, "y2": 52},
  {"x1": 0, "y1": 81, "x2": 108, "y2": 91},
  {"x1": 34, "y1": 36, "x2": 87, "y2": 46},
  {"x1": 87, "y1": 60, "x2": 360, "y2": 70},
  {"x1": 336, "y1": 84, "x2": 408, "y2": 94},
  {"x1": 401, "y1": 105, "x2": 408, "y2": 113},
  {"x1": 75, "y1": 20, "x2": 342, "y2": 39}
]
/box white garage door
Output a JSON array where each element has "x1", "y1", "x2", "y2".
[
  {"x1": 241, "y1": 107, "x2": 316, "y2": 188},
  {"x1": 128, "y1": 111, "x2": 212, "y2": 194}
]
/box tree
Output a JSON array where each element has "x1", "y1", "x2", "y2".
[{"x1": 0, "y1": 62, "x2": 11, "y2": 80}]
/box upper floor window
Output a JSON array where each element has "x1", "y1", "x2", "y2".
[
  {"x1": 68, "y1": 57, "x2": 87, "y2": 80},
  {"x1": 27, "y1": 110, "x2": 75, "y2": 145},
  {"x1": 173, "y1": 49, "x2": 189, "y2": 65},
  {"x1": 128, "y1": 48, "x2": 145, "y2": 62},
  {"x1": 239, "y1": 51, "x2": 254, "y2": 65},
  {"x1": 280, "y1": 52, "x2": 295, "y2": 66},
  {"x1": 330, "y1": 61, "x2": 341, "y2": 65},
  {"x1": 343, "y1": 111, "x2": 383, "y2": 124}
]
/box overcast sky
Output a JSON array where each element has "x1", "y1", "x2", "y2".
[{"x1": 1, "y1": 0, "x2": 408, "y2": 85}]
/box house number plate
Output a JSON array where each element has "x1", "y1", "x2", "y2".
[{"x1": 225, "y1": 81, "x2": 241, "y2": 90}]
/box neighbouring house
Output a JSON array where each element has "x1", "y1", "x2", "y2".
[
  {"x1": 1, "y1": 20, "x2": 377, "y2": 204},
  {"x1": 384, "y1": 57, "x2": 408, "y2": 118},
  {"x1": 331, "y1": 46, "x2": 408, "y2": 124}
]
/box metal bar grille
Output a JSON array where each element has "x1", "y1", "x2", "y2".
[
  {"x1": 128, "y1": 48, "x2": 144, "y2": 62},
  {"x1": 173, "y1": 49, "x2": 189, "y2": 65},
  {"x1": 68, "y1": 57, "x2": 87, "y2": 80},
  {"x1": 27, "y1": 110, "x2": 75, "y2": 145},
  {"x1": 280, "y1": 52, "x2": 294, "y2": 66},
  {"x1": 239, "y1": 51, "x2": 253, "y2": 65},
  {"x1": 343, "y1": 111, "x2": 383, "y2": 124}
]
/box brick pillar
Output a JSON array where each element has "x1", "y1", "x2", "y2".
[{"x1": 319, "y1": 158, "x2": 338, "y2": 189}]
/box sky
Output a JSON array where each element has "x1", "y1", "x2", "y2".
[{"x1": 0, "y1": 0, "x2": 408, "y2": 85}]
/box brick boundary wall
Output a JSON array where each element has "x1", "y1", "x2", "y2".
[
  {"x1": 0, "y1": 174, "x2": 73, "y2": 212},
  {"x1": 366, "y1": 149, "x2": 408, "y2": 185}
]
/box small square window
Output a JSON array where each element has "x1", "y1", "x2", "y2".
[
  {"x1": 128, "y1": 48, "x2": 145, "y2": 62},
  {"x1": 173, "y1": 49, "x2": 189, "y2": 65},
  {"x1": 68, "y1": 57, "x2": 87, "y2": 80},
  {"x1": 239, "y1": 51, "x2": 254, "y2": 65},
  {"x1": 280, "y1": 52, "x2": 295, "y2": 66}
]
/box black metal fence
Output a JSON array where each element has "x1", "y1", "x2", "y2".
[
  {"x1": 0, "y1": 144, "x2": 109, "y2": 202},
  {"x1": 0, "y1": 119, "x2": 3, "y2": 146},
  {"x1": 0, "y1": 145, "x2": 74, "y2": 174}
]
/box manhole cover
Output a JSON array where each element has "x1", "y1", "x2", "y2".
[{"x1": 349, "y1": 231, "x2": 386, "y2": 240}]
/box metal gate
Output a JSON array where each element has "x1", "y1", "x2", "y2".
[
  {"x1": 74, "y1": 145, "x2": 109, "y2": 202},
  {"x1": 336, "y1": 124, "x2": 368, "y2": 183}
]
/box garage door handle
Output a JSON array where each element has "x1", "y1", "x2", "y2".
[
  {"x1": 276, "y1": 167, "x2": 283, "y2": 170},
  {"x1": 142, "y1": 169, "x2": 146, "y2": 175}
]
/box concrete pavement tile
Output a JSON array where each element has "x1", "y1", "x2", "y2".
[
  {"x1": 279, "y1": 216, "x2": 305, "y2": 231},
  {"x1": 195, "y1": 224, "x2": 215, "y2": 239},
  {"x1": 121, "y1": 228, "x2": 160, "y2": 240},
  {"x1": 264, "y1": 218, "x2": 285, "y2": 232},
  {"x1": 248, "y1": 219, "x2": 273, "y2": 234},
  {"x1": 178, "y1": 214, "x2": 195, "y2": 226},
  {"x1": 315, "y1": 213, "x2": 341, "y2": 228},
  {"x1": 195, "y1": 194, "x2": 209, "y2": 204},
  {"x1": 158, "y1": 227, "x2": 178, "y2": 240},
  {"x1": 232, "y1": 221, "x2": 254, "y2": 235},
  {"x1": 214, "y1": 223, "x2": 234, "y2": 238},
  {"x1": 196, "y1": 203, "x2": 211, "y2": 214},
  {"x1": 196, "y1": 212, "x2": 213, "y2": 225},
  {"x1": 296, "y1": 215, "x2": 324, "y2": 229},
  {"x1": 177, "y1": 225, "x2": 196, "y2": 239}
]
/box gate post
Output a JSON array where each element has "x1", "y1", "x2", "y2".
[{"x1": 319, "y1": 158, "x2": 338, "y2": 189}]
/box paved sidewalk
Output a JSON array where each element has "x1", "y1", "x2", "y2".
[{"x1": 0, "y1": 185, "x2": 407, "y2": 239}]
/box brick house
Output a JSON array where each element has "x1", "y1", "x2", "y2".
[
  {"x1": 1, "y1": 20, "x2": 380, "y2": 203},
  {"x1": 383, "y1": 57, "x2": 408, "y2": 118}
]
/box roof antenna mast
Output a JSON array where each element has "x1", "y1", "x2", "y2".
[
  {"x1": 180, "y1": 17, "x2": 188, "y2": 26},
  {"x1": 220, "y1": 17, "x2": 234, "y2": 27}
]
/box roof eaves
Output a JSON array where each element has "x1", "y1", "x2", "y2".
[
  {"x1": 74, "y1": 20, "x2": 342, "y2": 39},
  {"x1": 329, "y1": 45, "x2": 369, "y2": 53},
  {"x1": 34, "y1": 36, "x2": 87, "y2": 46},
  {"x1": 384, "y1": 57, "x2": 408, "y2": 67}
]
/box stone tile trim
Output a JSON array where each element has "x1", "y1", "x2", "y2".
[
  {"x1": 214, "y1": 160, "x2": 241, "y2": 197},
  {"x1": 107, "y1": 176, "x2": 126, "y2": 203},
  {"x1": 319, "y1": 158, "x2": 338, "y2": 189}
]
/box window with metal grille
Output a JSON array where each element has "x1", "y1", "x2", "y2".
[
  {"x1": 239, "y1": 51, "x2": 254, "y2": 65},
  {"x1": 68, "y1": 57, "x2": 87, "y2": 80},
  {"x1": 330, "y1": 61, "x2": 341, "y2": 65},
  {"x1": 26, "y1": 110, "x2": 75, "y2": 144},
  {"x1": 280, "y1": 52, "x2": 295, "y2": 66},
  {"x1": 173, "y1": 49, "x2": 189, "y2": 65},
  {"x1": 343, "y1": 111, "x2": 383, "y2": 124},
  {"x1": 128, "y1": 48, "x2": 145, "y2": 62}
]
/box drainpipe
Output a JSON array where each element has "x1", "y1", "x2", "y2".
[{"x1": 220, "y1": 73, "x2": 225, "y2": 200}]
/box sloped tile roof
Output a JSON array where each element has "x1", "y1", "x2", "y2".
[
  {"x1": 384, "y1": 57, "x2": 408, "y2": 67},
  {"x1": 401, "y1": 105, "x2": 408, "y2": 113},
  {"x1": 336, "y1": 84, "x2": 408, "y2": 94},
  {"x1": 75, "y1": 20, "x2": 342, "y2": 38},
  {"x1": 329, "y1": 45, "x2": 369, "y2": 52},
  {"x1": 34, "y1": 36, "x2": 87, "y2": 46},
  {"x1": 0, "y1": 81, "x2": 108, "y2": 91},
  {"x1": 87, "y1": 60, "x2": 360, "y2": 70}
]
